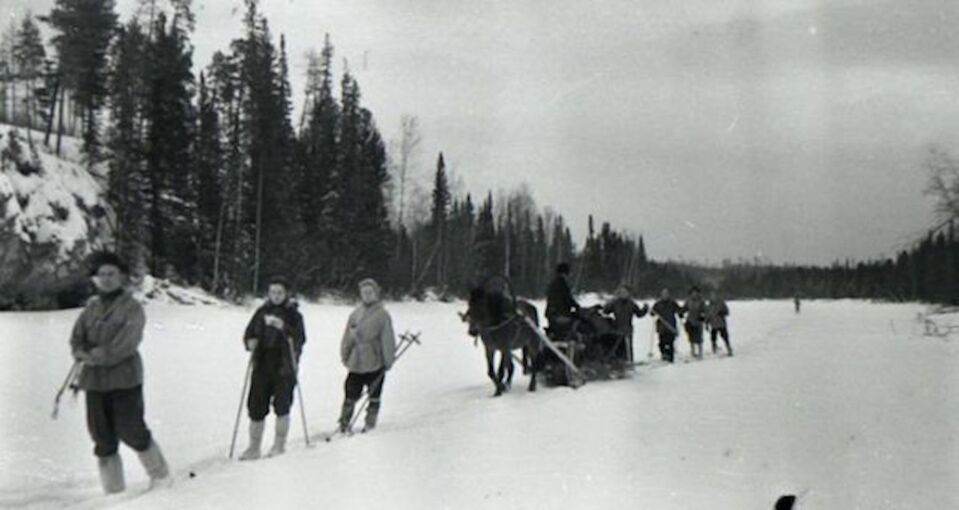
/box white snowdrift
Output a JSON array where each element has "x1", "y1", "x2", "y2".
[{"x1": 0, "y1": 299, "x2": 956, "y2": 509}]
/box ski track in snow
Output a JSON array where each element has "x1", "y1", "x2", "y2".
[{"x1": 0, "y1": 300, "x2": 957, "y2": 509}]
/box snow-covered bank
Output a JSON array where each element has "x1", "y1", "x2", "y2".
[{"x1": 0, "y1": 300, "x2": 956, "y2": 509}]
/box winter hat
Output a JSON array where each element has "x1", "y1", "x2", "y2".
[
  {"x1": 87, "y1": 251, "x2": 130, "y2": 277},
  {"x1": 358, "y1": 278, "x2": 381, "y2": 292}
]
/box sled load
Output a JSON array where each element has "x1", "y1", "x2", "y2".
[
  {"x1": 461, "y1": 275, "x2": 634, "y2": 392},
  {"x1": 541, "y1": 305, "x2": 632, "y2": 386}
]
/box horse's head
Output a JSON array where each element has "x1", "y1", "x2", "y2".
[{"x1": 463, "y1": 287, "x2": 489, "y2": 337}]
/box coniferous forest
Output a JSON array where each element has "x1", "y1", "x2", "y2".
[{"x1": 1, "y1": 0, "x2": 957, "y2": 307}]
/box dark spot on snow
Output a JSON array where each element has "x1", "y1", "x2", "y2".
[
  {"x1": 723, "y1": 448, "x2": 733, "y2": 458},
  {"x1": 775, "y1": 494, "x2": 797, "y2": 509}
]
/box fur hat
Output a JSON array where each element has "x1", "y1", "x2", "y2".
[
  {"x1": 358, "y1": 278, "x2": 381, "y2": 292},
  {"x1": 87, "y1": 251, "x2": 130, "y2": 277}
]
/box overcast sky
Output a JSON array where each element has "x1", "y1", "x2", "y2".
[{"x1": 4, "y1": 0, "x2": 953, "y2": 264}]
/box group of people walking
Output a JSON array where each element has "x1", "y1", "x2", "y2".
[
  {"x1": 66, "y1": 251, "x2": 733, "y2": 496},
  {"x1": 648, "y1": 286, "x2": 732, "y2": 362},
  {"x1": 545, "y1": 264, "x2": 734, "y2": 364},
  {"x1": 68, "y1": 252, "x2": 397, "y2": 494}
]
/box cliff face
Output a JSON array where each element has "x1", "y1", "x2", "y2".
[{"x1": 0, "y1": 124, "x2": 110, "y2": 309}]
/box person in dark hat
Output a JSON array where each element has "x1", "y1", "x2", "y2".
[
  {"x1": 69, "y1": 251, "x2": 171, "y2": 493},
  {"x1": 545, "y1": 262, "x2": 581, "y2": 335},
  {"x1": 238, "y1": 276, "x2": 306, "y2": 460},
  {"x1": 706, "y1": 290, "x2": 733, "y2": 356},
  {"x1": 602, "y1": 285, "x2": 649, "y2": 363},
  {"x1": 682, "y1": 286, "x2": 707, "y2": 359},
  {"x1": 650, "y1": 288, "x2": 682, "y2": 362}
]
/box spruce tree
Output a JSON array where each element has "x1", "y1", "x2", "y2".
[
  {"x1": 144, "y1": 11, "x2": 197, "y2": 280},
  {"x1": 13, "y1": 14, "x2": 46, "y2": 138},
  {"x1": 106, "y1": 19, "x2": 148, "y2": 273},
  {"x1": 46, "y1": 0, "x2": 118, "y2": 159}
]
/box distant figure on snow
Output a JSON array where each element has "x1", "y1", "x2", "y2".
[
  {"x1": 794, "y1": 295, "x2": 801, "y2": 314},
  {"x1": 338, "y1": 279, "x2": 397, "y2": 433},
  {"x1": 239, "y1": 276, "x2": 306, "y2": 460},
  {"x1": 682, "y1": 286, "x2": 707, "y2": 359},
  {"x1": 69, "y1": 252, "x2": 172, "y2": 493},
  {"x1": 602, "y1": 285, "x2": 649, "y2": 363},
  {"x1": 706, "y1": 291, "x2": 733, "y2": 356},
  {"x1": 650, "y1": 288, "x2": 682, "y2": 362}
]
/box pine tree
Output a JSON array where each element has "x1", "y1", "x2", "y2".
[
  {"x1": 430, "y1": 152, "x2": 450, "y2": 289},
  {"x1": 195, "y1": 71, "x2": 225, "y2": 290},
  {"x1": 257, "y1": 33, "x2": 305, "y2": 289},
  {"x1": 45, "y1": 0, "x2": 118, "y2": 159},
  {"x1": 472, "y1": 192, "x2": 498, "y2": 283},
  {"x1": 352, "y1": 107, "x2": 393, "y2": 286},
  {"x1": 13, "y1": 14, "x2": 46, "y2": 140},
  {"x1": 144, "y1": 11, "x2": 197, "y2": 280},
  {"x1": 105, "y1": 19, "x2": 149, "y2": 273},
  {"x1": 297, "y1": 34, "x2": 339, "y2": 289}
]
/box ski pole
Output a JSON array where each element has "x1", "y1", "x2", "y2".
[
  {"x1": 285, "y1": 336, "x2": 311, "y2": 447},
  {"x1": 346, "y1": 332, "x2": 420, "y2": 432},
  {"x1": 51, "y1": 361, "x2": 81, "y2": 420},
  {"x1": 228, "y1": 353, "x2": 255, "y2": 459}
]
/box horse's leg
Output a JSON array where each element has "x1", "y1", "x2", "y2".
[
  {"x1": 496, "y1": 350, "x2": 509, "y2": 394},
  {"x1": 526, "y1": 344, "x2": 538, "y2": 392},
  {"x1": 485, "y1": 344, "x2": 502, "y2": 397},
  {"x1": 505, "y1": 350, "x2": 514, "y2": 390}
]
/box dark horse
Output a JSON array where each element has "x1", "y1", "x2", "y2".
[{"x1": 461, "y1": 286, "x2": 543, "y2": 396}]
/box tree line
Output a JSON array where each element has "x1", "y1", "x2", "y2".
[{"x1": 3, "y1": 0, "x2": 956, "y2": 307}]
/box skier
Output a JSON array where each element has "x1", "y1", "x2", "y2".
[
  {"x1": 682, "y1": 286, "x2": 707, "y2": 359},
  {"x1": 602, "y1": 285, "x2": 649, "y2": 363},
  {"x1": 338, "y1": 278, "x2": 397, "y2": 434},
  {"x1": 706, "y1": 291, "x2": 733, "y2": 356},
  {"x1": 794, "y1": 295, "x2": 801, "y2": 314},
  {"x1": 650, "y1": 288, "x2": 682, "y2": 362},
  {"x1": 239, "y1": 276, "x2": 306, "y2": 460},
  {"x1": 545, "y1": 262, "x2": 581, "y2": 337},
  {"x1": 69, "y1": 252, "x2": 171, "y2": 493}
]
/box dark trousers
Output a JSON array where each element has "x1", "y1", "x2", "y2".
[
  {"x1": 345, "y1": 369, "x2": 385, "y2": 401},
  {"x1": 86, "y1": 386, "x2": 152, "y2": 457},
  {"x1": 710, "y1": 327, "x2": 732, "y2": 354},
  {"x1": 622, "y1": 327, "x2": 634, "y2": 363},
  {"x1": 248, "y1": 366, "x2": 295, "y2": 421},
  {"x1": 340, "y1": 369, "x2": 386, "y2": 427},
  {"x1": 658, "y1": 333, "x2": 676, "y2": 362}
]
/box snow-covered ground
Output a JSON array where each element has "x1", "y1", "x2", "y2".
[{"x1": 0, "y1": 299, "x2": 956, "y2": 509}]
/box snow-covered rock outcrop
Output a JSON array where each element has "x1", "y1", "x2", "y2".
[{"x1": 0, "y1": 124, "x2": 110, "y2": 309}]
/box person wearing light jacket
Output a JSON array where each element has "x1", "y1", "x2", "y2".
[
  {"x1": 338, "y1": 278, "x2": 396, "y2": 433},
  {"x1": 69, "y1": 252, "x2": 171, "y2": 494}
]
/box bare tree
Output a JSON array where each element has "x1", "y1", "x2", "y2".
[
  {"x1": 924, "y1": 145, "x2": 959, "y2": 224},
  {"x1": 391, "y1": 114, "x2": 422, "y2": 229}
]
